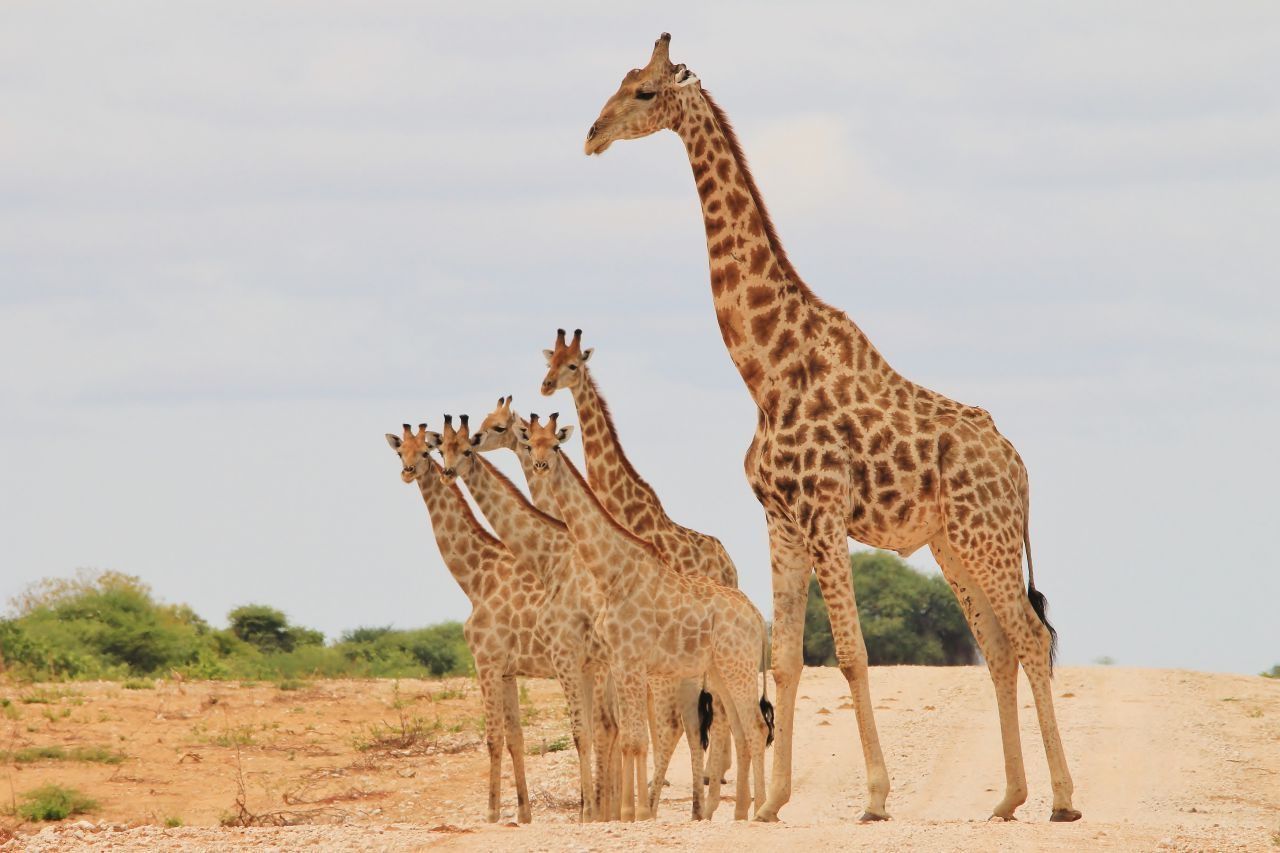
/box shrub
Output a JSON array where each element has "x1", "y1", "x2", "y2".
[
  {"x1": 3, "y1": 571, "x2": 473, "y2": 682},
  {"x1": 3, "y1": 745, "x2": 124, "y2": 765},
  {"x1": 17, "y1": 784, "x2": 97, "y2": 821},
  {"x1": 2, "y1": 571, "x2": 206, "y2": 678},
  {"x1": 227, "y1": 605, "x2": 322, "y2": 654},
  {"x1": 804, "y1": 551, "x2": 977, "y2": 667}
]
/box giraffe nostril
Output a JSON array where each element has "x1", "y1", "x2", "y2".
[{"x1": 587, "y1": 123, "x2": 598, "y2": 140}]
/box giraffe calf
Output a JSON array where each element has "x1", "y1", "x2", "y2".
[{"x1": 522, "y1": 413, "x2": 774, "y2": 821}]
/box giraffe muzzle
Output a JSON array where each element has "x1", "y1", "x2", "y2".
[{"x1": 587, "y1": 123, "x2": 598, "y2": 141}]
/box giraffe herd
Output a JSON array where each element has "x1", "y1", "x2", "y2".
[{"x1": 383, "y1": 33, "x2": 1080, "y2": 827}]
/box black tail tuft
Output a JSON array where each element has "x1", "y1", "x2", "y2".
[
  {"x1": 759, "y1": 697, "x2": 775, "y2": 747},
  {"x1": 697, "y1": 689, "x2": 714, "y2": 751},
  {"x1": 1028, "y1": 582, "x2": 1058, "y2": 670}
]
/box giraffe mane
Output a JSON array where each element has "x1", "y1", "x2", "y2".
[
  {"x1": 426, "y1": 456, "x2": 504, "y2": 548},
  {"x1": 562, "y1": 454, "x2": 662, "y2": 564},
  {"x1": 477, "y1": 454, "x2": 566, "y2": 531},
  {"x1": 700, "y1": 89, "x2": 834, "y2": 314},
  {"x1": 584, "y1": 371, "x2": 659, "y2": 499}
]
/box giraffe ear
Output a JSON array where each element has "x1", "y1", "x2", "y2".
[
  {"x1": 542, "y1": 349, "x2": 555, "y2": 365},
  {"x1": 385, "y1": 434, "x2": 402, "y2": 450},
  {"x1": 556, "y1": 425, "x2": 575, "y2": 443},
  {"x1": 422, "y1": 431, "x2": 443, "y2": 449},
  {"x1": 580, "y1": 348, "x2": 594, "y2": 363}
]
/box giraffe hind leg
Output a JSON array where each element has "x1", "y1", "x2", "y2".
[
  {"x1": 931, "y1": 539, "x2": 1027, "y2": 820},
  {"x1": 943, "y1": 536, "x2": 1080, "y2": 822}
]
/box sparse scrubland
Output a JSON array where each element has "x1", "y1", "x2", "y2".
[{"x1": 2, "y1": 555, "x2": 983, "y2": 687}]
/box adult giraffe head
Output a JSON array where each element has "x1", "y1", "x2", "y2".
[
  {"x1": 384, "y1": 423, "x2": 435, "y2": 484},
  {"x1": 470, "y1": 395, "x2": 518, "y2": 452},
  {"x1": 434, "y1": 414, "x2": 477, "y2": 483},
  {"x1": 584, "y1": 32, "x2": 699, "y2": 156},
  {"x1": 518, "y1": 413, "x2": 575, "y2": 474},
  {"x1": 540, "y1": 328, "x2": 594, "y2": 396}
]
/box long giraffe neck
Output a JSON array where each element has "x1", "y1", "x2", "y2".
[
  {"x1": 544, "y1": 453, "x2": 659, "y2": 597},
  {"x1": 672, "y1": 88, "x2": 891, "y2": 408},
  {"x1": 491, "y1": 411, "x2": 561, "y2": 518},
  {"x1": 571, "y1": 370, "x2": 665, "y2": 523},
  {"x1": 459, "y1": 454, "x2": 569, "y2": 581},
  {"x1": 414, "y1": 457, "x2": 506, "y2": 601}
]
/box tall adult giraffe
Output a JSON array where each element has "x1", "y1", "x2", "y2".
[
  {"x1": 581, "y1": 34, "x2": 1080, "y2": 824},
  {"x1": 384, "y1": 423, "x2": 553, "y2": 824}
]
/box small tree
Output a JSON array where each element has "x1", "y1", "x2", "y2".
[
  {"x1": 803, "y1": 551, "x2": 977, "y2": 667},
  {"x1": 226, "y1": 605, "x2": 322, "y2": 654}
]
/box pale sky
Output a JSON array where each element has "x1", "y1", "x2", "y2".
[{"x1": 2, "y1": 3, "x2": 1277, "y2": 674}]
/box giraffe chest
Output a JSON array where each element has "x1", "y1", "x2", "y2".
[{"x1": 746, "y1": 399, "x2": 948, "y2": 555}]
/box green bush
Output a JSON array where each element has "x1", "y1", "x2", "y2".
[
  {"x1": 17, "y1": 784, "x2": 97, "y2": 821},
  {"x1": 804, "y1": 551, "x2": 977, "y2": 667},
  {"x1": 1, "y1": 572, "x2": 205, "y2": 679},
  {"x1": 227, "y1": 605, "x2": 323, "y2": 654},
  {"x1": 1, "y1": 571, "x2": 473, "y2": 683}
]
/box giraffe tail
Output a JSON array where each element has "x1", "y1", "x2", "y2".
[
  {"x1": 697, "y1": 681, "x2": 714, "y2": 751},
  {"x1": 1024, "y1": 487, "x2": 1058, "y2": 670},
  {"x1": 759, "y1": 621, "x2": 775, "y2": 746}
]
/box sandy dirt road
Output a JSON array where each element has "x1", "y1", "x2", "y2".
[{"x1": 3, "y1": 666, "x2": 1276, "y2": 850}]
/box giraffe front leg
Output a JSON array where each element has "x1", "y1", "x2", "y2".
[
  {"x1": 755, "y1": 514, "x2": 810, "y2": 823},
  {"x1": 554, "y1": 659, "x2": 594, "y2": 822},
  {"x1": 590, "y1": 667, "x2": 620, "y2": 821},
  {"x1": 809, "y1": 506, "x2": 891, "y2": 821},
  {"x1": 502, "y1": 677, "x2": 532, "y2": 823},
  {"x1": 615, "y1": 669, "x2": 648, "y2": 822},
  {"x1": 476, "y1": 666, "x2": 506, "y2": 823}
]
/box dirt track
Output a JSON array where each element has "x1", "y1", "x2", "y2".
[{"x1": 3, "y1": 666, "x2": 1277, "y2": 850}]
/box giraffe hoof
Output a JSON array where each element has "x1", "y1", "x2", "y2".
[
  {"x1": 753, "y1": 811, "x2": 780, "y2": 823},
  {"x1": 859, "y1": 810, "x2": 891, "y2": 822},
  {"x1": 988, "y1": 813, "x2": 1017, "y2": 822},
  {"x1": 1050, "y1": 808, "x2": 1082, "y2": 822}
]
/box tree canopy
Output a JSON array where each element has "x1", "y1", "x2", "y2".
[{"x1": 803, "y1": 551, "x2": 977, "y2": 667}]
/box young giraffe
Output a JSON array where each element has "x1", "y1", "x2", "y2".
[
  {"x1": 520, "y1": 412, "x2": 774, "y2": 822},
  {"x1": 539, "y1": 330, "x2": 737, "y2": 793},
  {"x1": 469, "y1": 398, "x2": 710, "y2": 819},
  {"x1": 384, "y1": 423, "x2": 552, "y2": 824},
  {"x1": 583, "y1": 34, "x2": 1080, "y2": 824},
  {"x1": 541, "y1": 329, "x2": 738, "y2": 591},
  {"x1": 429, "y1": 414, "x2": 619, "y2": 821}
]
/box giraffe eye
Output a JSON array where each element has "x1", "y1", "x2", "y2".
[
  {"x1": 567, "y1": 364, "x2": 577, "y2": 371},
  {"x1": 493, "y1": 426, "x2": 506, "y2": 433},
  {"x1": 421, "y1": 452, "x2": 429, "y2": 458},
  {"x1": 635, "y1": 90, "x2": 656, "y2": 101},
  {"x1": 464, "y1": 450, "x2": 472, "y2": 457}
]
